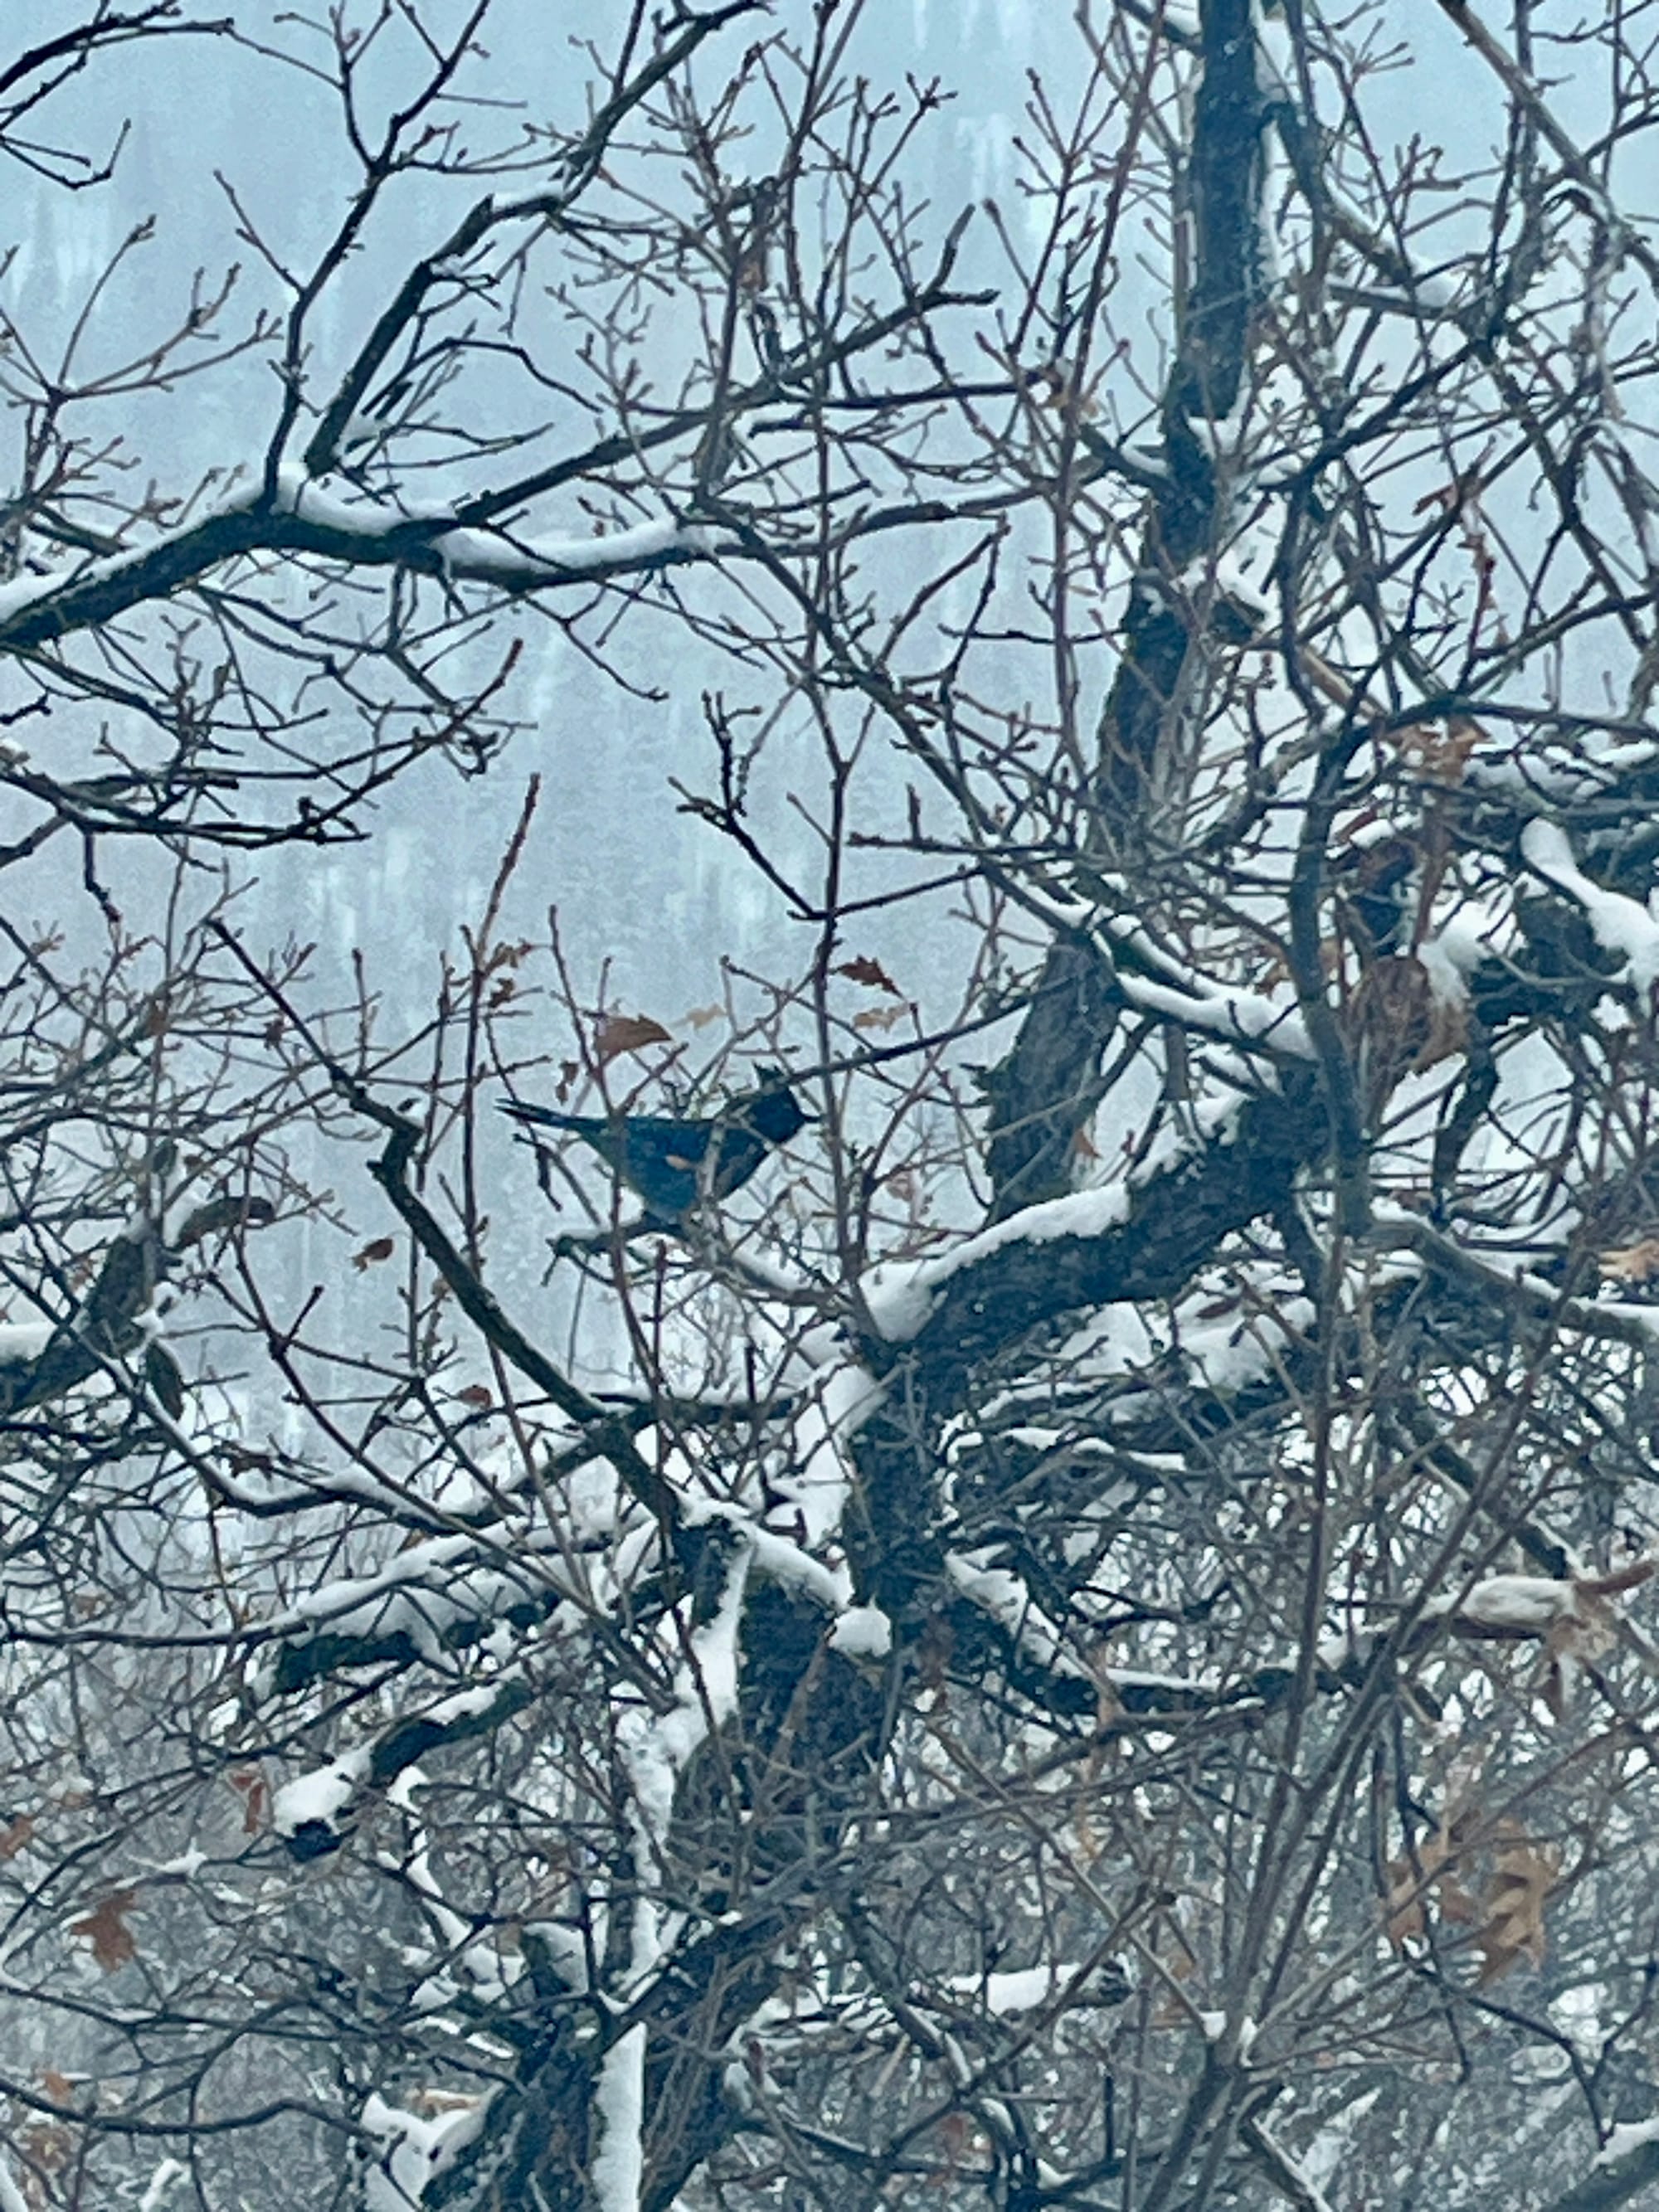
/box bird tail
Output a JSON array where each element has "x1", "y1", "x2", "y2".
[{"x1": 499, "y1": 1099, "x2": 586, "y2": 1134}]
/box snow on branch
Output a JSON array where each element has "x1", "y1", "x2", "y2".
[
  {"x1": 1520, "y1": 820, "x2": 1659, "y2": 993},
  {"x1": 1425, "y1": 1560, "x2": 1653, "y2": 1642},
  {"x1": 618, "y1": 1548, "x2": 752, "y2": 1857},
  {"x1": 1095, "y1": 913, "x2": 1312, "y2": 1058},
  {"x1": 0, "y1": 467, "x2": 716, "y2": 651},
  {"x1": 361, "y1": 2092, "x2": 489, "y2": 2212},
  {"x1": 266, "y1": 467, "x2": 716, "y2": 589},
  {"x1": 863, "y1": 1187, "x2": 1136, "y2": 1343},
  {"x1": 272, "y1": 1677, "x2": 531, "y2": 1860},
  {"x1": 590, "y1": 2027, "x2": 649, "y2": 2212}
]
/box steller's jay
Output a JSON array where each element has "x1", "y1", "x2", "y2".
[{"x1": 500, "y1": 1067, "x2": 810, "y2": 1222}]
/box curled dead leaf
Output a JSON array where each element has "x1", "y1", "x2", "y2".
[{"x1": 229, "y1": 1769, "x2": 268, "y2": 1835}]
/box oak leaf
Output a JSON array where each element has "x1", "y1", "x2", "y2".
[
  {"x1": 594, "y1": 1014, "x2": 671, "y2": 1066},
  {"x1": 1475, "y1": 1826, "x2": 1558, "y2": 1984},
  {"x1": 837, "y1": 955, "x2": 902, "y2": 995},
  {"x1": 1384, "y1": 1829, "x2": 1478, "y2": 1949},
  {"x1": 71, "y1": 1889, "x2": 139, "y2": 1971}
]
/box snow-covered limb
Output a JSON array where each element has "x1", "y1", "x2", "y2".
[
  {"x1": 683, "y1": 1500, "x2": 853, "y2": 1612},
  {"x1": 618, "y1": 1548, "x2": 752, "y2": 1855},
  {"x1": 830, "y1": 1604, "x2": 893, "y2": 1658},
  {"x1": 942, "y1": 1964, "x2": 1088, "y2": 2014},
  {"x1": 137, "y1": 2161, "x2": 187, "y2": 2212},
  {"x1": 945, "y1": 1548, "x2": 1089, "y2": 1680},
  {"x1": 0, "y1": 467, "x2": 716, "y2": 652},
  {"x1": 1593, "y1": 2118, "x2": 1659, "y2": 2171},
  {"x1": 1367, "y1": 1212, "x2": 1659, "y2": 1353},
  {"x1": 271, "y1": 1748, "x2": 369, "y2": 1856},
  {"x1": 251, "y1": 1524, "x2": 591, "y2": 1698},
  {"x1": 266, "y1": 468, "x2": 716, "y2": 588},
  {"x1": 271, "y1": 1675, "x2": 532, "y2": 1859},
  {"x1": 1427, "y1": 1559, "x2": 1653, "y2": 1638},
  {"x1": 0, "y1": 1320, "x2": 56, "y2": 1369},
  {"x1": 590, "y1": 2027, "x2": 648, "y2": 2212},
  {"x1": 1240, "y1": 2113, "x2": 1338, "y2": 2212},
  {"x1": 1520, "y1": 821, "x2": 1659, "y2": 993},
  {"x1": 387, "y1": 1787, "x2": 525, "y2": 2013},
  {"x1": 766, "y1": 1352, "x2": 885, "y2": 1545},
  {"x1": 862, "y1": 1185, "x2": 1135, "y2": 1343},
  {"x1": 1556, "y1": 2117, "x2": 1659, "y2": 2212},
  {"x1": 361, "y1": 2093, "x2": 489, "y2": 2212},
  {"x1": 1102, "y1": 917, "x2": 1314, "y2": 1057},
  {"x1": 1430, "y1": 1573, "x2": 1576, "y2": 1634}
]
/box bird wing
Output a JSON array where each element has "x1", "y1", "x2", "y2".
[
  {"x1": 708, "y1": 1123, "x2": 769, "y2": 1198},
  {"x1": 616, "y1": 1120, "x2": 710, "y2": 1216}
]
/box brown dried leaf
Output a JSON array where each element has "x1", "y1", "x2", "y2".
[
  {"x1": 594, "y1": 1014, "x2": 671, "y2": 1067},
  {"x1": 71, "y1": 1889, "x2": 139, "y2": 1971},
  {"x1": 853, "y1": 1002, "x2": 909, "y2": 1033},
  {"x1": 456, "y1": 1383, "x2": 493, "y2": 1410},
  {"x1": 1394, "y1": 717, "x2": 1483, "y2": 782},
  {"x1": 1149, "y1": 1927, "x2": 1199, "y2": 2027},
  {"x1": 22, "y1": 2120, "x2": 72, "y2": 2176},
  {"x1": 1415, "y1": 983, "x2": 1469, "y2": 1072},
  {"x1": 229, "y1": 1769, "x2": 268, "y2": 1835},
  {"x1": 1599, "y1": 1237, "x2": 1659, "y2": 1285},
  {"x1": 0, "y1": 1813, "x2": 34, "y2": 1860},
  {"x1": 837, "y1": 955, "x2": 902, "y2": 995},
  {"x1": 1538, "y1": 1573, "x2": 1630, "y2": 1715},
  {"x1": 1384, "y1": 1830, "x2": 1467, "y2": 1948},
  {"x1": 353, "y1": 1236, "x2": 395, "y2": 1271},
  {"x1": 1475, "y1": 1826, "x2": 1558, "y2": 1984},
  {"x1": 1580, "y1": 1557, "x2": 1657, "y2": 1598}
]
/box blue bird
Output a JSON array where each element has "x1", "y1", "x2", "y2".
[{"x1": 500, "y1": 1067, "x2": 810, "y2": 1222}]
